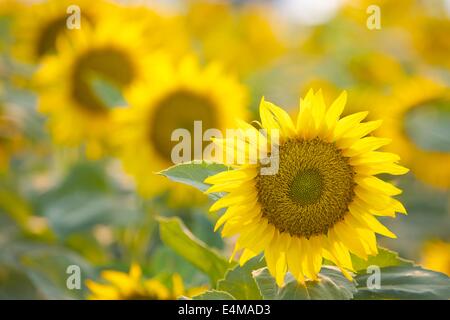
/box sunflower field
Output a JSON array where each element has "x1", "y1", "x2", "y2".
[{"x1": 0, "y1": 0, "x2": 449, "y2": 302}]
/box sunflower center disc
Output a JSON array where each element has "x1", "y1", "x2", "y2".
[
  {"x1": 149, "y1": 90, "x2": 217, "y2": 162},
  {"x1": 256, "y1": 138, "x2": 356, "y2": 238}
]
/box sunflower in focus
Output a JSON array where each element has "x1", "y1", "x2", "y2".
[
  {"x1": 206, "y1": 90, "x2": 408, "y2": 285},
  {"x1": 421, "y1": 240, "x2": 450, "y2": 276},
  {"x1": 114, "y1": 54, "x2": 248, "y2": 203},
  {"x1": 34, "y1": 16, "x2": 154, "y2": 158},
  {"x1": 86, "y1": 264, "x2": 206, "y2": 300},
  {"x1": 12, "y1": 0, "x2": 112, "y2": 63},
  {"x1": 374, "y1": 78, "x2": 450, "y2": 189}
]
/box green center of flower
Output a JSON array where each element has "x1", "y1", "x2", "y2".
[
  {"x1": 149, "y1": 90, "x2": 218, "y2": 162},
  {"x1": 289, "y1": 168, "x2": 323, "y2": 205},
  {"x1": 256, "y1": 138, "x2": 356, "y2": 238}
]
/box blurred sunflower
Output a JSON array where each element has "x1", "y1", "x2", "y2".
[
  {"x1": 86, "y1": 264, "x2": 206, "y2": 300},
  {"x1": 375, "y1": 78, "x2": 450, "y2": 189},
  {"x1": 34, "y1": 16, "x2": 154, "y2": 158},
  {"x1": 185, "y1": 0, "x2": 285, "y2": 75},
  {"x1": 114, "y1": 54, "x2": 248, "y2": 204},
  {"x1": 12, "y1": 0, "x2": 112, "y2": 63},
  {"x1": 116, "y1": 3, "x2": 190, "y2": 59},
  {"x1": 421, "y1": 240, "x2": 450, "y2": 276},
  {"x1": 0, "y1": 104, "x2": 23, "y2": 171},
  {"x1": 412, "y1": 16, "x2": 450, "y2": 69},
  {"x1": 206, "y1": 90, "x2": 408, "y2": 285}
]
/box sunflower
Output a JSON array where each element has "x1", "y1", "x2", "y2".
[
  {"x1": 12, "y1": 0, "x2": 113, "y2": 63},
  {"x1": 113, "y1": 54, "x2": 248, "y2": 202},
  {"x1": 205, "y1": 90, "x2": 408, "y2": 285},
  {"x1": 411, "y1": 15, "x2": 450, "y2": 69},
  {"x1": 86, "y1": 264, "x2": 206, "y2": 300},
  {"x1": 34, "y1": 15, "x2": 154, "y2": 158},
  {"x1": 421, "y1": 240, "x2": 450, "y2": 276},
  {"x1": 184, "y1": 0, "x2": 285, "y2": 75},
  {"x1": 0, "y1": 104, "x2": 22, "y2": 171},
  {"x1": 374, "y1": 78, "x2": 450, "y2": 189}
]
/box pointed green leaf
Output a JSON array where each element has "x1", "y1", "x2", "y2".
[{"x1": 158, "y1": 161, "x2": 230, "y2": 200}]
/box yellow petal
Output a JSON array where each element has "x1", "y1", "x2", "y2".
[
  {"x1": 204, "y1": 167, "x2": 257, "y2": 184},
  {"x1": 325, "y1": 91, "x2": 347, "y2": 130},
  {"x1": 350, "y1": 151, "x2": 400, "y2": 166},
  {"x1": 342, "y1": 137, "x2": 391, "y2": 157},
  {"x1": 355, "y1": 175, "x2": 402, "y2": 196},
  {"x1": 349, "y1": 204, "x2": 397, "y2": 238},
  {"x1": 355, "y1": 162, "x2": 409, "y2": 176}
]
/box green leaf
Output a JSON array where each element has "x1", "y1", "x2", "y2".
[
  {"x1": 35, "y1": 162, "x2": 140, "y2": 238},
  {"x1": 354, "y1": 265, "x2": 450, "y2": 300},
  {"x1": 351, "y1": 247, "x2": 413, "y2": 272},
  {"x1": 158, "y1": 161, "x2": 230, "y2": 200},
  {"x1": 158, "y1": 217, "x2": 233, "y2": 285},
  {"x1": 191, "y1": 290, "x2": 236, "y2": 300},
  {"x1": 0, "y1": 242, "x2": 95, "y2": 299},
  {"x1": 217, "y1": 256, "x2": 265, "y2": 300},
  {"x1": 253, "y1": 266, "x2": 356, "y2": 300},
  {"x1": 89, "y1": 74, "x2": 127, "y2": 107}
]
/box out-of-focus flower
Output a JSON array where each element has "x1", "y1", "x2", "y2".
[
  {"x1": 117, "y1": 3, "x2": 190, "y2": 60},
  {"x1": 206, "y1": 90, "x2": 407, "y2": 285},
  {"x1": 184, "y1": 0, "x2": 285, "y2": 75},
  {"x1": 86, "y1": 264, "x2": 206, "y2": 300},
  {"x1": 347, "y1": 52, "x2": 405, "y2": 88},
  {"x1": 343, "y1": 0, "x2": 420, "y2": 27},
  {"x1": 0, "y1": 104, "x2": 23, "y2": 171},
  {"x1": 12, "y1": 0, "x2": 112, "y2": 63},
  {"x1": 34, "y1": 16, "x2": 155, "y2": 159},
  {"x1": 374, "y1": 77, "x2": 450, "y2": 189},
  {"x1": 113, "y1": 54, "x2": 248, "y2": 205},
  {"x1": 411, "y1": 16, "x2": 450, "y2": 70},
  {"x1": 421, "y1": 240, "x2": 450, "y2": 276}
]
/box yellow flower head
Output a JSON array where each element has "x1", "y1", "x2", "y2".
[
  {"x1": 206, "y1": 90, "x2": 408, "y2": 286},
  {"x1": 185, "y1": 0, "x2": 285, "y2": 75},
  {"x1": 12, "y1": 0, "x2": 112, "y2": 63},
  {"x1": 374, "y1": 77, "x2": 450, "y2": 189},
  {"x1": 113, "y1": 54, "x2": 248, "y2": 203},
  {"x1": 421, "y1": 240, "x2": 450, "y2": 276},
  {"x1": 34, "y1": 14, "x2": 155, "y2": 158},
  {"x1": 86, "y1": 264, "x2": 206, "y2": 300},
  {"x1": 0, "y1": 104, "x2": 23, "y2": 171}
]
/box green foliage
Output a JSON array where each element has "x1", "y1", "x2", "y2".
[
  {"x1": 252, "y1": 266, "x2": 356, "y2": 300},
  {"x1": 0, "y1": 242, "x2": 94, "y2": 299},
  {"x1": 34, "y1": 162, "x2": 141, "y2": 238},
  {"x1": 158, "y1": 216, "x2": 234, "y2": 285},
  {"x1": 158, "y1": 161, "x2": 230, "y2": 200},
  {"x1": 191, "y1": 290, "x2": 236, "y2": 300},
  {"x1": 351, "y1": 247, "x2": 413, "y2": 271},
  {"x1": 89, "y1": 74, "x2": 127, "y2": 107},
  {"x1": 217, "y1": 256, "x2": 265, "y2": 300},
  {"x1": 354, "y1": 266, "x2": 450, "y2": 300}
]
